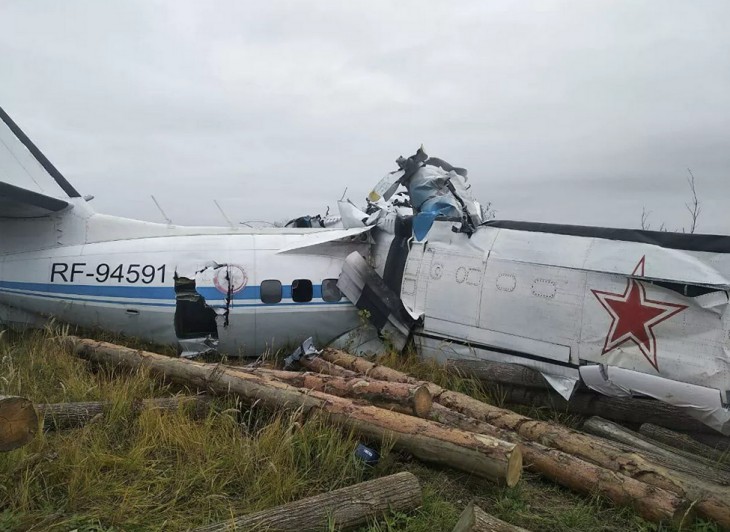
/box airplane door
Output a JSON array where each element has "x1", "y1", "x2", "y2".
[
  {"x1": 423, "y1": 247, "x2": 486, "y2": 327},
  {"x1": 401, "y1": 240, "x2": 433, "y2": 318}
]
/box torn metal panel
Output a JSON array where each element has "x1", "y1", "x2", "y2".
[
  {"x1": 400, "y1": 240, "x2": 431, "y2": 319},
  {"x1": 178, "y1": 336, "x2": 218, "y2": 359},
  {"x1": 541, "y1": 373, "x2": 581, "y2": 401},
  {"x1": 580, "y1": 364, "x2": 730, "y2": 434},
  {"x1": 338, "y1": 251, "x2": 415, "y2": 351},
  {"x1": 285, "y1": 215, "x2": 326, "y2": 228},
  {"x1": 693, "y1": 290, "x2": 730, "y2": 315},
  {"x1": 579, "y1": 365, "x2": 633, "y2": 398},
  {"x1": 173, "y1": 274, "x2": 219, "y2": 357},
  {"x1": 395, "y1": 147, "x2": 484, "y2": 238},
  {"x1": 329, "y1": 323, "x2": 388, "y2": 357},
  {"x1": 338, "y1": 200, "x2": 372, "y2": 229},
  {"x1": 275, "y1": 226, "x2": 373, "y2": 254},
  {"x1": 367, "y1": 169, "x2": 405, "y2": 203},
  {"x1": 381, "y1": 215, "x2": 413, "y2": 295},
  {"x1": 283, "y1": 336, "x2": 321, "y2": 370}
]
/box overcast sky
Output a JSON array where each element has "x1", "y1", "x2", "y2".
[{"x1": 1, "y1": 1, "x2": 728, "y2": 232}]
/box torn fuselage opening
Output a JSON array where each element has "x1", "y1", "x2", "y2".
[{"x1": 174, "y1": 274, "x2": 219, "y2": 357}]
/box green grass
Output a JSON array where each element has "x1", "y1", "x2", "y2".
[{"x1": 0, "y1": 326, "x2": 721, "y2": 531}]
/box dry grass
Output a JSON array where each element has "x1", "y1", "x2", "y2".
[{"x1": 0, "y1": 326, "x2": 722, "y2": 531}]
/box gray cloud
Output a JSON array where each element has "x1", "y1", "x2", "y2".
[{"x1": 1, "y1": 0, "x2": 728, "y2": 232}]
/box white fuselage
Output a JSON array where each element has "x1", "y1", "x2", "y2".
[{"x1": 0, "y1": 203, "x2": 369, "y2": 355}]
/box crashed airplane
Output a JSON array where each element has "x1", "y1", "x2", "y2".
[{"x1": 1, "y1": 106, "x2": 729, "y2": 434}]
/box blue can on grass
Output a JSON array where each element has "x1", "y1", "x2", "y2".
[{"x1": 354, "y1": 443, "x2": 379, "y2": 466}]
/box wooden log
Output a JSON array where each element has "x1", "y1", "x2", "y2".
[
  {"x1": 299, "y1": 356, "x2": 359, "y2": 378},
  {"x1": 497, "y1": 386, "x2": 711, "y2": 433},
  {"x1": 452, "y1": 501, "x2": 530, "y2": 532},
  {"x1": 318, "y1": 349, "x2": 730, "y2": 528},
  {"x1": 682, "y1": 431, "x2": 730, "y2": 454},
  {"x1": 447, "y1": 358, "x2": 719, "y2": 435},
  {"x1": 582, "y1": 417, "x2": 730, "y2": 486},
  {"x1": 69, "y1": 338, "x2": 522, "y2": 486},
  {"x1": 36, "y1": 396, "x2": 212, "y2": 430},
  {"x1": 320, "y1": 349, "x2": 420, "y2": 386},
  {"x1": 192, "y1": 471, "x2": 422, "y2": 532},
  {"x1": 639, "y1": 424, "x2": 730, "y2": 469},
  {"x1": 428, "y1": 404, "x2": 693, "y2": 525},
  {"x1": 245, "y1": 368, "x2": 432, "y2": 417},
  {"x1": 0, "y1": 395, "x2": 39, "y2": 451},
  {"x1": 447, "y1": 359, "x2": 585, "y2": 392}
]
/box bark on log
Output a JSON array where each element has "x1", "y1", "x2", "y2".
[
  {"x1": 0, "y1": 395, "x2": 38, "y2": 451},
  {"x1": 452, "y1": 501, "x2": 530, "y2": 532},
  {"x1": 582, "y1": 417, "x2": 730, "y2": 486},
  {"x1": 498, "y1": 386, "x2": 710, "y2": 433},
  {"x1": 639, "y1": 424, "x2": 730, "y2": 469},
  {"x1": 428, "y1": 403, "x2": 693, "y2": 525},
  {"x1": 192, "y1": 471, "x2": 422, "y2": 532},
  {"x1": 447, "y1": 359, "x2": 586, "y2": 392},
  {"x1": 36, "y1": 396, "x2": 212, "y2": 431},
  {"x1": 245, "y1": 368, "x2": 432, "y2": 417},
  {"x1": 318, "y1": 349, "x2": 730, "y2": 528},
  {"x1": 682, "y1": 431, "x2": 730, "y2": 454},
  {"x1": 299, "y1": 356, "x2": 359, "y2": 378},
  {"x1": 446, "y1": 360, "x2": 717, "y2": 436},
  {"x1": 69, "y1": 338, "x2": 522, "y2": 486}
]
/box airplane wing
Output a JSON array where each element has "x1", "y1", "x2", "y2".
[
  {"x1": 0, "y1": 181, "x2": 69, "y2": 217},
  {"x1": 0, "y1": 105, "x2": 79, "y2": 218},
  {"x1": 275, "y1": 226, "x2": 373, "y2": 253}
]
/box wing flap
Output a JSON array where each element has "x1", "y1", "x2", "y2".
[{"x1": 0, "y1": 180, "x2": 70, "y2": 218}]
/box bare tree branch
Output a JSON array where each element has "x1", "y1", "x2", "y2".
[
  {"x1": 684, "y1": 168, "x2": 701, "y2": 234},
  {"x1": 640, "y1": 207, "x2": 651, "y2": 230}
]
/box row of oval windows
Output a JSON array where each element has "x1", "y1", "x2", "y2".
[{"x1": 260, "y1": 278, "x2": 342, "y2": 304}]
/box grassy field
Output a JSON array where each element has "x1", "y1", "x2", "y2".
[{"x1": 0, "y1": 326, "x2": 721, "y2": 531}]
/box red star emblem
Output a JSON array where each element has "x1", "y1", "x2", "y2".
[{"x1": 591, "y1": 257, "x2": 687, "y2": 372}]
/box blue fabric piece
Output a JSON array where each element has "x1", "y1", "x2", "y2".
[
  {"x1": 413, "y1": 212, "x2": 438, "y2": 241},
  {"x1": 413, "y1": 203, "x2": 455, "y2": 241}
]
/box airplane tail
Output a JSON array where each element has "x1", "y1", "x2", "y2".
[{"x1": 0, "y1": 106, "x2": 86, "y2": 220}]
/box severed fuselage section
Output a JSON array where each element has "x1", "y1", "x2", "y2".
[{"x1": 334, "y1": 149, "x2": 730, "y2": 434}]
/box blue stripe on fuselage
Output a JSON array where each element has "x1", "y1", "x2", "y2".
[{"x1": 0, "y1": 280, "x2": 343, "y2": 307}]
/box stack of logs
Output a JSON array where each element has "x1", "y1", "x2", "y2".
[{"x1": 3, "y1": 337, "x2": 730, "y2": 531}]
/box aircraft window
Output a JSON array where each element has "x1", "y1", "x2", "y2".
[
  {"x1": 292, "y1": 279, "x2": 313, "y2": 302},
  {"x1": 322, "y1": 278, "x2": 342, "y2": 302},
  {"x1": 260, "y1": 280, "x2": 282, "y2": 304}
]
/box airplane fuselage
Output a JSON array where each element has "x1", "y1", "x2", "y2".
[
  {"x1": 1, "y1": 104, "x2": 729, "y2": 433},
  {"x1": 0, "y1": 210, "x2": 368, "y2": 355}
]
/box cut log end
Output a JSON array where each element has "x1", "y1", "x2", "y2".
[
  {"x1": 412, "y1": 385, "x2": 433, "y2": 418},
  {"x1": 0, "y1": 395, "x2": 39, "y2": 451},
  {"x1": 452, "y1": 501, "x2": 530, "y2": 532},
  {"x1": 505, "y1": 445, "x2": 523, "y2": 488}
]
